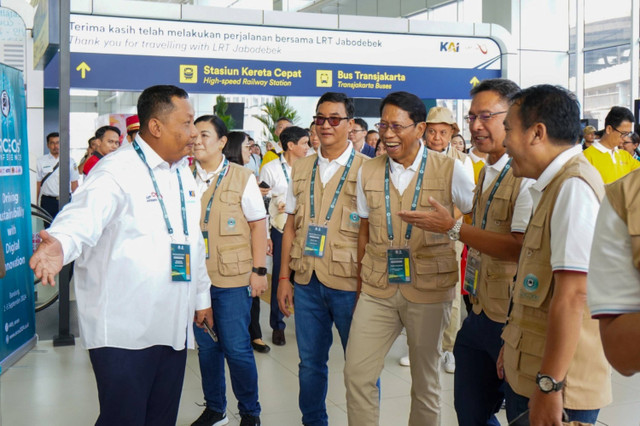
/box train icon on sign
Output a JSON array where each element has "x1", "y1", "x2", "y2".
[
  {"x1": 180, "y1": 65, "x2": 198, "y2": 83},
  {"x1": 316, "y1": 70, "x2": 332, "y2": 88}
]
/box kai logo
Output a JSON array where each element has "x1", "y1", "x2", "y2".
[
  {"x1": 316, "y1": 70, "x2": 332, "y2": 87},
  {"x1": 180, "y1": 65, "x2": 198, "y2": 83},
  {"x1": 439, "y1": 41, "x2": 459, "y2": 53}
]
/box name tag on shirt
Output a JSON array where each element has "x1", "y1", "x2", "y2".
[
  {"x1": 304, "y1": 225, "x2": 327, "y2": 258},
  {"x1": 387, "y1": 248, "x2": 412, "y2": 284},
  {"x1": 464, "y1": 248, "x2": 481, "y2": 296},
  {"x1": 43, "y1": 165, "x2": 53, "y2": 173},
  {"x1": 171, "y1": 243, "x2": 191, "y2": 282}
]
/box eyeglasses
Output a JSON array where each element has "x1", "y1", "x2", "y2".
[
  {"x1": 313, "y1": 116, "x2": 349, "y2": 127},
  {"x1": 613, "y1": 127, "x2": 633, "y2": 139},
  {"x1": 464, "y1": 111, "x2": 507, "y2": 124},
  {"x1": 375, "y1": 122, "x2": 417, "y2": 133}
]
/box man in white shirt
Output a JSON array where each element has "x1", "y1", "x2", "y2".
[
  {"x1": 35, "y1": 132, "x2": 79, "y2": 220},
  {"x1": 29, "y1": 85, "x2": 213, "y2": 426},
  {"x1": 259, "y1": 126, "x2": 309, "y2": 346}
]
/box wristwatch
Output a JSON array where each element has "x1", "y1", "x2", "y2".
[
  {"x1": 536, "y1": 372, "x2": 565, "y2": 393},
  {"x1": 447, "y1": 221, "x2": 462, "y2": 241},
  {"x1": 252, "y1": 267, "x2": 267, "y2": 276}
]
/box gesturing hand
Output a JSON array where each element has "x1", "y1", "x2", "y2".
[
  {"x1": 29, "y1": 230, "x2": 64, "y2": 286},
  {"x1": 397, "y1": 197, "x2": 456, "y2": 234}
]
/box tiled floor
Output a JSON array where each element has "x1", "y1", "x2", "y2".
[{"x1": 1, "y1": 300, "x2": 639, "y2": 425}]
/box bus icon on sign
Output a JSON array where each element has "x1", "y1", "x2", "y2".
[
  {"x1": 316, "y1": 70, "x2": 332, "y2": 87},
  {"x1": 180, "y1": 65, "x2": 198, "y2": 83}
]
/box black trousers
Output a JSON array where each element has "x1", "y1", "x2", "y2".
[
  {"x1": 249, "y1": 296, "x2": 262, "y2": 340},
  {"x1": 89, "y1": 345, "x2": 187, "y2": 426},
  {"x1": 39, "y1": 195, "x2": 60, "y2": 226}
]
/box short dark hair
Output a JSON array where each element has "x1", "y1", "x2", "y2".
[
  {"x1": 316, "y1": 92, "x2": 355, "y2": 118},
  {"x1": 380, "y1": 91, "x2": 426, "y2": 123},
  {"x1": 223, "y1": 131, "x2": 249, "y2": 166},
  {"x1": 354, "y1": 118, "x2": 368, "y2": 131},
  {"x1": 46, "y1": 132, "x2": 59, "y2": 143},
  {"x1": 604, "y1": 106, "x2": 635, "y2": 129},
  {"x1": 367, "y1": 129, "x2": 378, "y2": 136},
  {"x1": 631, "y1": 133, "x2": 640, "y2": 145},
  {"x1": 280, "y1": 126, "x2": 309, "y2": 152},
  {"x1": 137, "y1": 85, "x2": 189, "y2": 130},
  {"x1": 88, "y1": 136, "x2": 97, "y2": 147},
  {"x1": 510, "y1": 84, "x2": 581, "y2": 146},
  {"x1": 194, "y1": 115, "x2": 228, "y2": 139},
  {"x1": 470, "y1": 78, "x2": 520, "y2": 103},
  {"x1": 95, "y1": 125, "x2": 121, "y2": 140},
  {"x1": 276, "y1": 117, "x2": 293, "y2": 125}
]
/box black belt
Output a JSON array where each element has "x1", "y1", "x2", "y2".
[{"x1": 41, "y1": 195, "x2": 60, "y2": 200}]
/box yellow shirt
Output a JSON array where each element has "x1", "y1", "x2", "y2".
[
  {"x1": 465, "y1": 150, "x2": 486, "y2": 224},
  {"x1": 260, "y1": 149, "x2": 280, "y2": 171},
  {"x1": 583, "y1": 141, "x2": 640, "y2": 184}
]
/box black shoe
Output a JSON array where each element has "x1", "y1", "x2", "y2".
[
  {"x1": 251, "y1": 339, "x2": 271, "y2": 353},
  {"x1": 191, "y1": 407, "x2": 228, "y2": 426},
  {"x1": 272, "y1": 329, "x2": 286, "y2": 346},
  {"x1": 240, "y1": 414, "x2": 261, "y2": 426}
]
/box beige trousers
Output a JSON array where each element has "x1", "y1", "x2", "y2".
[
  {"x1": 344, "y1": 291, "x2": 451, "y2": 426},
  {"x1": 441, "y1": 241, "x2": 464, "y2": 352}
]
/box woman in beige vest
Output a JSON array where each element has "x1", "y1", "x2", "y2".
[{"x1": 190, "y1": 116, "x2": 268, "y2": 426}]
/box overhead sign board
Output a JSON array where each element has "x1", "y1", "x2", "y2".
[
  {"x1": 62, "y1": 14, "x2": 501, "y2": 99},
  {"x1": 33, "y1": 0, "x2": 60, "y2": 70}
]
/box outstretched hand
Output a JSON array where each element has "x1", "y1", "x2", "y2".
[
  {"x1": 397, "y1": 197, "x2": 456, "y2": 234},
  {"x1": 29, "y1": 230, "x2": 64, "y2": 286}
]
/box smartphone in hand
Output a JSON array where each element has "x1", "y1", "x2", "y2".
[{"x1": 203, "y1": 318, "x2": 218, "y2": 342}]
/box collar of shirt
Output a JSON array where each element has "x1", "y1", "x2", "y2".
[
  {"x1": 317, "y1": 141, "x2": 354, "y2": 167},
  {"x1": 467, "y1": 149, "x2": 485, "y2": 164},
  {"x1": 592, "y1": 140, "x2": 618, "y2": 154},
  {"x1": 482, "y1": 152, "x2": 510, "y2": 192},
  {"x1": 531, "y1": 144, "x2": 582, "y2": 196},
  {"x1": 389, "y1": 142, "x2": 424, "y2": 174},
  {"x1": 195, "y1": 154, "x2": 226, "y2": 184},
  {"x1": 486, "y1": 152, "x2": 509, "y2": 172},
  {"x1": 135, "y1": 135, "x2": 189, "y2": 172}
]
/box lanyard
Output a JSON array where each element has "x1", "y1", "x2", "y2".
[
  {"x1": 202, "y1": 158, "x2": 229, "y2": 227},
  {"x1": 385, "y1": 147, "x2": 428, "y2": 245},
  {"x1": 472, "y1": 158, "x2": 512, "y2": 230},
  {"x1": 133, "y1": 141, "x2": 189, "y2": 241},
  {"x1": 309, "y1": 149, "x2": 355, "y2": 224},
  {"x1": 279, "y1": 154, "x2": 290, "y2": 184}
]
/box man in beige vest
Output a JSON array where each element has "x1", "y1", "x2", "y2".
[
  {"x1": 588, "y1": 168, "x2": 640, "y2": 376},
  {"x1": 403, "y1": 78, "x2": 533, "y2": 425},
  {"x1": 499, "y1": 84, "x2": 611, "y2": 425},
  {"x1": 277, "y1": 92, "x2": 368, "y2": 426},
  {"x1": 344, "y1": 91, "x2": 474, "y2": 426}
]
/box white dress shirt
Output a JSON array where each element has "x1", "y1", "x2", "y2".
[
  {"x1": 260, "y1": 154, "x2": 291, "y2": 231},
  {"x1": 444, "y1": 144, "x2": 475, "y2": 181},
  {"x1": 529, "y1": 145, "x2": 601, "y2": 272},
  {"x1": 356, "y1": 143, "x2": 475, "y2": 218},
  {"x1": 481, "y1": 153, "x2": 534, "y2": 233},
  {"x1": 36, "y1": 153, "x2": 79, "y2": 197},
  {"x1": 285, "y1": 142, "x2": 355, "y2": 215},
  {"x1": 587, "y1": 195, "x2": 640, "y2": 317},
  {"x1": 48, "y1": 136, "x2": 211, "y2": 351}
]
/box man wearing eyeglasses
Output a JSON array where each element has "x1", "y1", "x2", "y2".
[
  {"x1": 583, "y1": 106, "x2": 639, "y2": 183},
  {"x1": 277, "y1": 92, "x2": 368, "y2": 426},
  {"x1": 349, "y1": 118, "x2": 376, "y2": 158},
  {"x1": 344, "y1": 91, "x2": 474, "y2": 426}
]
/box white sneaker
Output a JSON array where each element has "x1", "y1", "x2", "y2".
[
  {"x1": 443, "y1": 351, "x2": 455, "y2": 374},
  {"x1": 399, "y1": 355, "x2": 410, "y2": 367}
]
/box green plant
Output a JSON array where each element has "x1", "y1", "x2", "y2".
[
  {"x1": 253, "y1": 96, "x2": 299, "y2": 141},
  {"x1": 213, "y1": 95, "x2": 235, "y2": 130}
]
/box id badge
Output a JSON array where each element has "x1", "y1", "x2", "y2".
[
  {"x1": 304, "y1": 225, "x2": 328, "y2": 258},
  {"x1": 171, "y1": 243, "x2": 191, "y2": 282},
  {"x1": 463, "y1": 248, "x2": 481, "y2": 296},
  {"x1": 387, "y1": 248, "x2": 411, "y2": 284},
  {"x1": 202, "y1": 230, "x2": 210, "y2": 259}
]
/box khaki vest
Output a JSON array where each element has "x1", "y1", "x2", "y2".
[
  {"x1": 447, "y1": 145, "x2": 469, "y2": 164},
  {"x1": 359, "y1": 152, "x2": 458, "y2": 304},
  {"x1": 502, "y1": 154, "x2": 612, "y2": 409},
  {"x1": 289, "y1": 151, "x2": 367, "y2": 291},
  {"x1": 200, "y1": 163, "x2": 254, "y2": 288},
  {"x1": 605, "y1": 167, "x2": 640, "y2": 271},
  {"x1": 469, "y1": 165, "x2": 522, "y2": 323}
]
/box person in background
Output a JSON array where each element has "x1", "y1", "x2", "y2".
[
  {"x1": 125, "y1": 114, "x2": 140, "y2": 143},
  {"x1": 83, "y1": 126, "x2": 121, "y2": 175},
  {"x1": 582, "y1": 125, "x2": 596, "y2": 150},
  {"x1": 375, "y1": 138, "x2": 386, "y2": 157},
  {"x1": 36, "y1": 132, "x2": 80, "y2": 220},
  {"x1": 366, "y1": 129, "x2": 380, "y2": 148},
  {"x1": 246, "y1": 136, "x2": 261, "y2": 178},
  {"x1": 260, "y1": 117, "x2": 293, "y2": 169},
  {"x1": 309, "y1": 121, "x2": 321, "y2": 153},
  {"x1": 620, "y1": 132, "x2": 640, "y2": 161},
  {"x1": 191, "y1": 120, "x2": 266, "y2": 426},
  {"x1": 77, "y1": 136, "x2": 100, "y2": 179},
  {"x1": 349, "y1": 118, "x2": 376, "y2": 158},
  {"x1": 451, "y1": 134, "x2": 466, "y2": 153}
]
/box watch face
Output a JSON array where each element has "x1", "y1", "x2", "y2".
[{"x1": 539, "y1": 376, "x2": 554, "y2": 392}]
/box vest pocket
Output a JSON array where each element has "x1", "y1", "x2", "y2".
[
  {"x1": 517, "y1": 331, "x2": 545, "y2": 379},
  {"x1": 294, "y1": 203, "x2": 305, "y2": 231},
  {"x1": 217, "y1": 243, "x2": 252, "y2": 277},
  {"x1": 413, "y1": 253, "x2": 458, "y2": 290},
  {"x1": 340, "y1": 206, "x2": 361, "y2": 235},
  {"x1": 329, "y1": 242, "x2": 357, "y2": 278},
  {"x1": 361, "y1": 246, "x2": 388, "y2": 289},
  {"x1": 289, "y1": 243, "x2": 306, "y2": 274}
]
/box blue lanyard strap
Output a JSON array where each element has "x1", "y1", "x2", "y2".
[
  {"x1": 133, "y1": 141, "x2": 189, "y2": 240},
  {"x1": 202, "y1": 158, "x2": 229, "y2": 226},
  {"x1": 385, "y1": 147, "x2": 428, "y2": 244},
  {"x1": 472, "y1": 158, "x2": 512, "y2": 230},
  {"x1": 309, "y1": 149, "x2": 356, "y2": 223},
  {"x1": 279, "y1": 154, "x2": 290, "y2": 185}
]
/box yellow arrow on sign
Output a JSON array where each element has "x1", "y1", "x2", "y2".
[
  {"x1": 76, "y1": 62, "x2": 91, "y2": 79},
  {"x1": 470, "y1": 76, "x2": 480, "y2": 87}
]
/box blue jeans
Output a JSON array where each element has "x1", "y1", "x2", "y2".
[
  {"x1": 505, "y1": 384, "x2": 600, "y2": 424},
  {"x1": 454, "y1": 310, "x2": 504, "y2": 426},
  {"x1": 269, "y1": 228, "x2": 285, "y2": 331},
  {"x1": 193, "y1": 285, "x2": 260, "y2": 417},
  {"x1": 294, "y1": 273, "x2": 356, "y2": 426}
]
